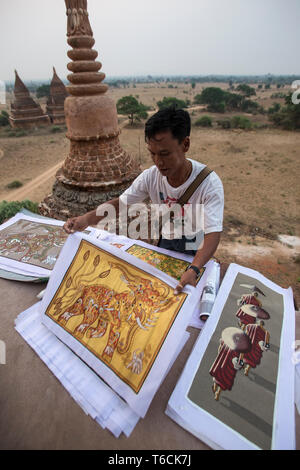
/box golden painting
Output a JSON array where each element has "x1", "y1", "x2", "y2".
[
  {"x1": 45, "y1": 239, "x2": 187, "y2": 393},
  {"x1": 126, "y1": 244, "x2": 205, "y2": 283}
]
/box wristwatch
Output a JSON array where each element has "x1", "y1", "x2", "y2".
[{"x1": 185, "y1": 264, "x2": 201, "y2": 279}]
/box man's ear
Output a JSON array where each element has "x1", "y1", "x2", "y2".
[{"x1": 182, "y1": 136, "x2": 190, "y2": 153}]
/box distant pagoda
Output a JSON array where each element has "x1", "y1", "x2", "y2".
[
  {"x1": 46, "y1": 67, "x2": 68, "y2": 124},
  {"x1": 9, "y1": 70, "x2": 50, "y2": 129},
  {"x1": 39, "y1": 0, "x2": 139, "y2": 220}
]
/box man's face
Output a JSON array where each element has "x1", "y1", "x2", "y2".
[{"x1": 146, "y1": 130, "x2": 190, "y2": 179}]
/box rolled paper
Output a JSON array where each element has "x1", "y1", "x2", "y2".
[{"x1": 199, "y1": 261, "x2": 220, "y2": 321}]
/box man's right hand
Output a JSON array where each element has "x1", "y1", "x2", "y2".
[{"x1": 63, "y1": 214, "x2": 90, "y2": 234}]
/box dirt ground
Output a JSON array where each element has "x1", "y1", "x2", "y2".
[{"x1": 0, "y1": 81, "x2": 299, "y2": 305}]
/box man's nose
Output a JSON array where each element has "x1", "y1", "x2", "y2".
[{"x1": 153, "y1": 154, "x2": 163, "y2": 166}]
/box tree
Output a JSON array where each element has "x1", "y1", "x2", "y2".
[
  {"x1": 223, "y1": 92, "x2": 243, "y2": 110},
  {"x1": 236, "y1": 84, "x2": 256, "y2": 97},
  {"x1": 194, "y1": 87, "x2": 226, "y2": 112},
  {"x1": 269, "y1": 93, "x2": 300, "y2": 129},
  {"x1": 268, "y1": 102, "x2": 281, "y2": 114},
  {"x1": 196, "y1": 87, "x2": 224, "y2": 105},
  {"x1": 240, "y1": 99, "x2": 261, "y2": 113},
  {"x1": 156, "y1": 96, "x2": 188, "y2": 110},
  {"x1": 116, "y1": 96, "x2": 148, "y2": 125},
  {"x1": 36, "y1": 84, "x2": 50, "y2": 98}
]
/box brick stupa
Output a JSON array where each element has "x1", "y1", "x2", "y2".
[
  {"x1": 39, "y1": 0, "x2": 139, "y2": 220},
  {"x1": 46, "y1": 67, "x2": 68, "y2": 124},
  {"x1": 9, "y1": 70, "x2": 50, "y2": 129}
]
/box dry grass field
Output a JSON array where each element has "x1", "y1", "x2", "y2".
[{"x1": 0, "y1": 81, "x2": 299, "y2": 303}]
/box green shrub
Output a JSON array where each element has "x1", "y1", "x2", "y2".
[
  {"x1": 15, "y1": 129, "x2": 27, "y2": 137},
  {"x1": 0, "y1": 111, "x2": 9, "y2": 127},
  {"x1": 240, "y1": 99, "x2": 260, "y2": 113},
  {"x1": 157, "y1": 96, "x2": 188, "y2": 110},
  {"x1": 230, "y1": 116, "x2": 252, "y2": 129},
  {"x1": 0, "y1": 200, "x2": 39, "y2": 224},
  {"x1": 36, "y1": 84, "x2": 50, "y2": 99},
  {"x1": 208, "y1": 101, "x2": 226, "y2": 113},
  {"x1": 236, "y1": 84, "x2": 256, "y2": 97},
  {"x1": 216, "y1": 119, "x2": 231, "y2": 129},
  {"x1": 50, "y1": 126, "x2": 62, "y2": 133},
  {"x1": 269, "y1": 93, "x2": 300, "y2": 129},
  {"x1": 194, "y1": 116, "x2": 213, "y2": 127},
  {"x1": 6, "y1": 180, "x2": 23, "y2": 189},
  {"x1": 7, "y1": 129, "x2": 28, "y2": 137},
  {"x1": 268, "y1": 102, "x2": 281, "y2": 114}
]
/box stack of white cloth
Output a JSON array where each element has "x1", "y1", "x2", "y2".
[{"x1": 15, "y1": 300, "x2": 191, "y2": 437}]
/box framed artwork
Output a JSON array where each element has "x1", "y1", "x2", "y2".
[
  {"x1": 166, "y1": 263, "x2": 295, "y2": 450},
  {"x1": 40, "y1": 233, "x2": 201, "y2": 417},
  {"x1": 96, "y1": 231, "x2": 217, "y2": 329},
  {"x1": 126, "y1": 243, "x2": 205, "y2": 283},
  {"x1": 0, "y1": 213, "x2": 96, "y2": 278}
]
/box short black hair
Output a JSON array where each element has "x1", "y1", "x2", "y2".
[{"x1": 145, "y1": 106, "x2": 191, "y2": 143}]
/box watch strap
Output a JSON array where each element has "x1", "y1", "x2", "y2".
[{"x1": 186, "y1": 264, "x2": 201, "y2": 278}]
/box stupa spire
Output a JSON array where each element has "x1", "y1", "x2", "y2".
[
  {"x1": 39, "y1": 0, "x2": 139, "y2": 219},
  {"x1": 14, "y1": 70, "x2": 30, "y2": 95}
]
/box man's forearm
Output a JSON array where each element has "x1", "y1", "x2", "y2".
[
  {"x1": 84, "y1": 197, "x2": 120, "y2": 226},
  {"x1": 191, "y1": 231, "x2": 221, "y2": 268}
]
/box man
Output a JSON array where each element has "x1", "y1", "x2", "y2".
[{"x1": 64, "y1": 107, "x2": 224, "y2": 293}]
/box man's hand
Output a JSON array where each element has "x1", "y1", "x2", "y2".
[
  {"x1": 174, "y1": 268, "x2": 197, "y2": 294},
  {"x1": 63, "y1": 214, "x2": 90, "y2": 234}
]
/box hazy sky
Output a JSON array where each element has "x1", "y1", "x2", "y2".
[{"x1": 1, "y1": 0, "x2": 299, "y2": 82}]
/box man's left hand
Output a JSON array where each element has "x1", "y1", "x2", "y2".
[{"x1": 174, "y1": 268, "x2": 197, "y2": 294}]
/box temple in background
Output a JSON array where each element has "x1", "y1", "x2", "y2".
[
  {"x1": 46, "y1": 67, "x2": 68, "y2": 124},
  {"x1": 9, "y1": 70, "x2": 50, "y2": 129}
]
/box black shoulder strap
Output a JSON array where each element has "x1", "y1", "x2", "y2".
[
  {"x1": 156, "y1": 166, "x2": 213, "y2": 243},
  {"x1": 177, "y1": 166, "x2": 213, "y2": 206}
]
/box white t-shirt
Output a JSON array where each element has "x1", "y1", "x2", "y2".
[{"x1": 119, "y1": 159, "x2": 224, "y2": 239}]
